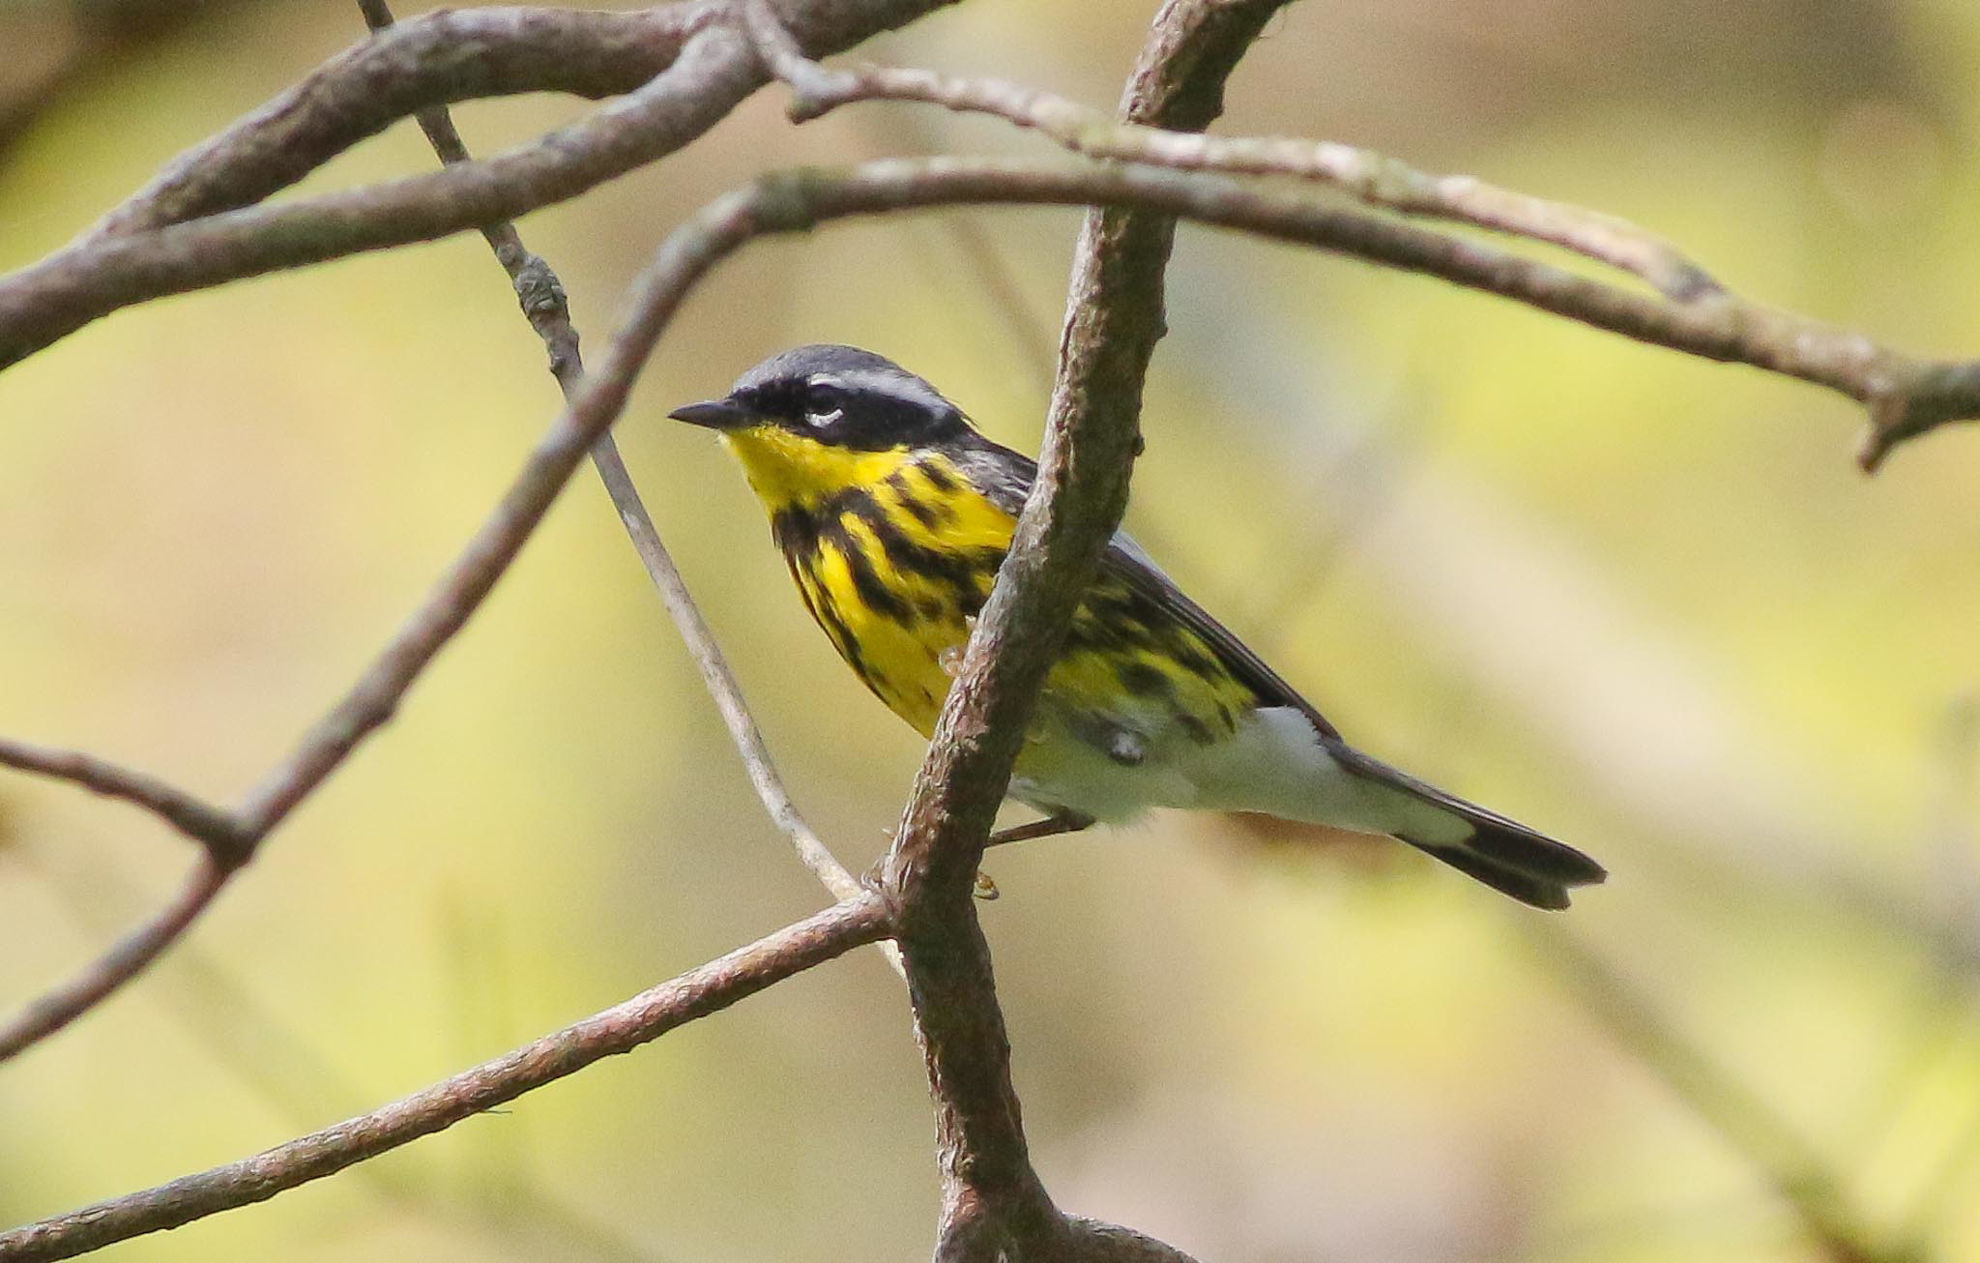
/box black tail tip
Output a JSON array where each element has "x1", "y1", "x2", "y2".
[{"x1": 1407, "y1": 824, "x2": 1607, "y2": 911}]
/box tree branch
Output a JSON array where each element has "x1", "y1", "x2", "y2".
[
  {"x1": 0, "y1": 738, "x2": 245, "y2": 861},
  {"x1": 588, "y1": 437, "x2": 874, "y2": 905},
  {"x1": 11, "y1": 142, "x2": 1975, "y2": 469},
  {"x1": 742, "y1": 1, "x2": 1718, "y2": 300},
  {"x1": 84, "y1": 4, "x2": 710, "y2": 242},
  {"x1": 0, "y1": 0, "x2": 964, "y2": 369},
  {"x1": 0, "y1": 894, "x2": 891, "y2": 1263},
  {"x1": 355, "y1": 0, "x2": 869, "y2": 908},
  {"x1": 0, "y1": 742, "x2": 251, "y2": 1065},
  {"x1": 872, "y1": 3, "x2": 1289, "y2": 1257},
  {"x1": 0, "y1": 856, "x2": 232, "y2": 1063}
]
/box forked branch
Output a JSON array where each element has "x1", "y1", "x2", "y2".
[{"x1": 0, "y1": 739, "x2": 244, "y2": 861}]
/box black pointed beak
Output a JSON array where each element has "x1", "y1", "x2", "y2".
[{"x1": 667, "y1": 397, "x2": 750, "y2": 431}]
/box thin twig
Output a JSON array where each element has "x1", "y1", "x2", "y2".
[
  {"x1": 356, "y1": 0, "x2": 867, "y2": 909},
  {"x1": 0, "y1": 737, "x2": 246, "y2": 861},
  {"x1": 0, "y1": 738, "x2": 249, "y2": 1063},
  {"x1": 1531, "y1": 924, "x2": 1912, "y2": 1263},
  {"x1": 0, "y1": 894, "x2": 890, "y2": 1263},
  {"x1": 589, "y1": 436, "x2": 873, "y2": 905},
  {"x1": 23, "y1": 844, "x2": 679, "y2": 1263},
  {"x1": 739, "y1": 0, "x2": 1719, "y2": 301},
  {"x1": 0, "y1": 856, "x2": 233, "y2": 1062}
]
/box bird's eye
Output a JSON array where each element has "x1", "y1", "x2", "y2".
[{"x1": 805, "y1": 384, "x2": 846, "y2": 429}]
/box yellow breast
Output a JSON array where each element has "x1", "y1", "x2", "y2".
[{"x1": 725, "y1": 430, "x2": 1011, "y2": 734}]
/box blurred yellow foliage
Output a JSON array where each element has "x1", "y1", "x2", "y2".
[{"x1": 4, "y1": 2, "x2": 1980, "y2": 1260}]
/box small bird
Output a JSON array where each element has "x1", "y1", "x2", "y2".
[{"x1": 669, "y1": 345, "x2": 1605, "y2": 908}]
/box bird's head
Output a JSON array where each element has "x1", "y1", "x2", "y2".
[
  {"x1": 669, "y1": 345, "x2": 979, "y2": 508},
  {"x1": 673, "y1": 343, "x2": 975, "y2": 477}
]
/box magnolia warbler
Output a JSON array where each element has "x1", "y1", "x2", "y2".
[{"x1": 669, "y1": 345, "x2": 1605, "y2": 909}]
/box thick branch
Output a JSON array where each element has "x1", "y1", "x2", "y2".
[
  {"x1": 0, "y1": 0, "x2": 963, "y2": 369},
  {"x1": 10, "y1": 148, "x2": 1970, "y2": 468},
  {"x1": 877, "y1": 4, "x2": 1288, "y2": 1258},
  {"x1": 85, "y1": 4, "x2": 706, "y2": 241},
  {"x1": 0, "y1": 894, "x2": 890, "y2": 1263}
]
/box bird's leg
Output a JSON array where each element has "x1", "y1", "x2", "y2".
[
  {"x1": 972, "y1": 813, "x2": 1092, "y2": 900},
  {"x1": 986, "y1": 811, "x2": 1095, "y2": 849}
]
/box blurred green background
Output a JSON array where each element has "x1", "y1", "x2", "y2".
[{"x1": 4, "y1": 1, "x2": 1980, "y2": 1260}]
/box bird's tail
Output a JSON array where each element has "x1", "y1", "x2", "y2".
[{"x1": 1330, "y1": 744, "x2": 1607, "y2": 910}]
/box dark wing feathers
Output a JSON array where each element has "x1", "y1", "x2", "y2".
[
  {"x1": 1099, "y1": 532, "x2": 1343, "y2": 741},
  {"x1": 949, "y1": 438, "x2": 1341, "y2": 739}
]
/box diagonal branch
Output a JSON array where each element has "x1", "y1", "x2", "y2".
[
  {"x1": 0, "y1": 893, "x2": 891, "y2": 1263},
  {"x1": 0, "y1": 0, "x2": 966, "y2": 370},
  {"x1": 10, "y1": 133, "x2": 1980, "y2": 1062},
  {"x1": 0, "y1": 0, "x2": 958, "y2": 1067},
  {"x1": 356, "y1": 0, "x2": 868, "y2": 908},
  {"x1": 0, "y1": 856, "x2": 232, "y2": 1062},
  {"x1": 588, "y1": 438, "x2": 874, "y2": 905},
  {"x1": 84, "y1": 4, "x2": 712, "y2": 242}
]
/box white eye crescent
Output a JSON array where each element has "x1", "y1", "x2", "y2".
[{"x1": 806, "y1": 407, "x2": 844, "y2": 427}]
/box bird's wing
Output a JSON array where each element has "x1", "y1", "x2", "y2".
[
  {"x1": 1097, "y1": 533, "x2": 1343, "y2": 741},
  {"x1": 948, "y1": 437, "x2": 1344, "y2": 742}
]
